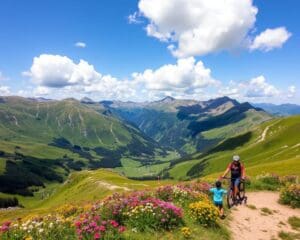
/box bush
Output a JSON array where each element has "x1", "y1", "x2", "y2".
[
  {"x1": 0, "y1": 215, "x2": 76, "y2": 240},
  {"x1": 279, "y1": 184, "x2": 300, "y2": 208},
  {"x1": 248, "y1": 173, "x2": 281, "y2": 191},
  {"x1": 75, "y1": 214, "x2": 126, "y2": 240},
  {"x1": 124, "y1": 198, "x2": 183, "y2": 231},
  {"x1": 155, "y1": 183, "x2": 210, "y2": 207},
  {"x1": 56, "y1": 204, "x2": 82, "y2": 218},
  {"x1": 0, "y1": 197, "x2": 19, "y2": 208},
  {"x1": 189, "y1": 201, "x2": 219, "y2": 227}
]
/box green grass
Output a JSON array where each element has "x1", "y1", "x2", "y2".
[
  {"x1": 279, "y1": 231, "x2": 300, "y2": 240},
  {"x1": 246, "y1": 204, "x2": 257, "y2": 210},
  {"x1": 168, "y1": 115, "x2": 300, "y2": 179},
  {"x1": 169, "y1": 160, "x2": 199, "y2": 180},
  {"x1": 260, "y1": 207, "x2": 273, "y2": 215},
  {"x1": 0, "y1": 157, "x2": 6, "y2": 174},
  {"x1": 0, "y1": 169, "x2": 175, "y2": 222},
  {"x1": 288, "y1": 216, "x2": 300, "y2": 230},
  {"x1": 116, "y1": 162, "x2": 170, "y2": 178}
]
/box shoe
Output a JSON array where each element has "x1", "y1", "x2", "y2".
[{"x1": 220, "y1": 215, "x2": 226, "y2": 219}]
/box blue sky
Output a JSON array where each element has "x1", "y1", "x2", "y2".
[{"x1": 0, "y1": 0, "x2": 299, "y2": 104}]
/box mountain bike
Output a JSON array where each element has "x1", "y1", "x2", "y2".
[{"x1": 222, "y1": 177, "x2": 247, "y2": 208}]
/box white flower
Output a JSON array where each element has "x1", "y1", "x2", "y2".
[{"x1": 39, "y1": 228, "x2": 44, "y2": 233}]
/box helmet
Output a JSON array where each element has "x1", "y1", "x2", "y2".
[{"x1": 232, "y1": 155, "x2": 240, "y2": 161}]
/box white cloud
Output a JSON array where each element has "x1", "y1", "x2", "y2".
[
  {"x1": 0, "y1": 85, "x2": 10, "y2": 95},
  {"x1": 287, "y1": 85, "x2": 296, "y2": 98},
  {"x1": 132, "y1": 57, "x2": 218, "y2": 92},
  {"x1": 132, "y1": 0, "x2": 291, "y2": 57},
  {"x1": 250, "y1": 27, "x2": 291, "y2": 51},
  {"x1": 244, "y1": 76, "x2": 280, "y2": 98},
  {"x1": 75, "y1": 42, "x2": 87, "y2": 48},
  {"x1": 24, "y1": 54, "x2": 218, "y2": 101},
  {"x1": 135, "y1": 0, "x2": 258, "y2": 57},
  {"x1": 25, "y1": 54, "x2": 101, "y2": 87},
  {"x1": 128, "y1": 12, "x2": 142, "y2": 24}
]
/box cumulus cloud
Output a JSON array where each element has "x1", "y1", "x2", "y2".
[
  {"x1": 0, "y1": 85, "x2": 10, "y2": 95},
  {"x1": 250, "y1": 27, "x2": 291, "y2": 51},
  {"x1": 135, "y1": 0, "x2": 258, "y2": 57},
  {"x1": 75, "y1": 42, "x2": 87, "y2": 48},
  {"x1": 24, "y1": 54, "x2": 101, "y2": 87},
  {"x1": 132, "y1": 57, "x2": 218, "y2": 92},
  {"x1": 244, "y1": 76, "x2": 280, "y2": 98},
  {"x1": 24, "y1": 54, "x2": 218, "y2": 101},
  {"x1": 132, "y1": 0, "x2": 291, "y2": 57},
  {"x1": 287, "y1": 85, "x2": 296, "y2": 98}
]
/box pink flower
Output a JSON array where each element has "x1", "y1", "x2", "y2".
[
  {"x1": 109, "y1": 220, "x2": 119, "y2": 228},
  {"x1": 94, "y1": 232, "x2": 101, "y2": 239},
  {"x1": 118, "y1": 226, "x2": 126, "y2": 233},
  {"x1": 74, "y1": 221, "x2": 82, "y2": 228},
  {"x1": 0, "y1": 225, "x2": 9, "y2": 233},
  {"x1": 89, "y1": 221, "x2": 97, "y2": 228},
  {"x1": 99, "y1": 225, "x2": 106, "y2": 232}
]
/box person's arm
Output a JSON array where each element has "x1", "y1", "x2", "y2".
[
  {"x1": 209, "y1": 188, "x2": 214, "y2": 193},
  {"x1": 222, "y1": 163, "x2": 231, "y2": 178},
  {"x1": 241, "y1": 163, "x2": 246, "y2": 179}
]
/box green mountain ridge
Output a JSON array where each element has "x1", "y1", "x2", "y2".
[
  {"x1": 166, "y1": 115, "x2": 300, "y2": 180},
  {"x1": 104, "y1": 96, "x2": 271, "y2": 154},
  {"x1": 0, "y1": 96, "x2": 167, "y2": 195}
]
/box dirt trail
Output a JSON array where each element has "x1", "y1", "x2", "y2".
[{"x1": 229, "y1": 192, "x2": 300, "y2": 240}]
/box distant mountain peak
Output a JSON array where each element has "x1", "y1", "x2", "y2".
[
  {"x1": 80, "y1": 97, "x2": 95, "y2": 104},
  {"x1": 159, "y1": 96, "x2": 176, "y2": 102}
]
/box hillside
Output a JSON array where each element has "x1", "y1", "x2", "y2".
[
  {"x1": 104, "y1": 96, "x2": 272, "y2": 154},
  {"x1": 167, "y1": 115, "x2": 300, "y2": 180},
  {"x1": 0, "y1": 96, "x2": 168, "y2": 195}
]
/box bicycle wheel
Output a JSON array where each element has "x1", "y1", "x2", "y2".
[
  {"x1": 227, "y1": 188, "x2": 234, "y2": 208},
  {"x1": 238, "y1": 181, "x2": 246, "y2": 201}
]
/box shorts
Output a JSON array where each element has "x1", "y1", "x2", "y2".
[
  {"x1": 214, "y1": 201, "x2": 223, "y2": 209},
  {"x1": 231, "y1": 178, "x2": 241, "y2": 187}
]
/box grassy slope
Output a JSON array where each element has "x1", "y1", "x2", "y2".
[
  {"x1": 168, "y1": 115, "x2": 300, "y2": 179},
  {"x1": 0, "y1": 169, "x2": 230, "y2": 240},
  {"x1": 0, "y1": 97, "x2": 170, "y2": 189},
  {"x1": 0, "y1": 169, "x2": 175, "y2": 222}
]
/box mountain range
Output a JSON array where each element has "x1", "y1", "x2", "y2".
[
  {"x1": 252, "y1": 103, "x2": 300, "y2": 116},
  {"x1": 1, "y1": 95, "x2": 298, "y2": 196}
]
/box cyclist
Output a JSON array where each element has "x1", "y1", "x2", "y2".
[{"x1": 221, "y1": 155, "x2": 245, "y2": 201}]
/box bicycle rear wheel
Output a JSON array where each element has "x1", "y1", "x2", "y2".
[
  {"x1": 238, "y1": 181, "x2": 246, "y2": 202},
  {"x1": 227, "y1": 189, "x2": 234, "y2": 208}
]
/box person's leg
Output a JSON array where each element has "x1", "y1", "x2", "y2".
[
  {"x1": 234, "y1": 178, "x2": 241, "y2": 201},
  {"x1": 231, "y1": 179, "x2": 235, "y2": 198},
  {"x1": 219, "y1": 203, "x2": 225, "y2": 219}
]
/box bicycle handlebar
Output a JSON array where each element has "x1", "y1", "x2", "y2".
[{"x1": 221, "y1": 177, "x2": 246, "y2": 181}]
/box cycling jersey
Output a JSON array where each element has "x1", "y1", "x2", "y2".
[{"x1": 226, "y1": 162, "x2": 245, "y2": 179}]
